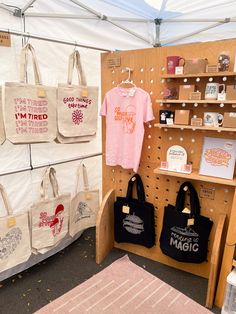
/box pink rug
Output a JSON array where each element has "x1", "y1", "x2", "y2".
[{"x1": 35, "y1": 255, "x2": 212, "y2": 314}]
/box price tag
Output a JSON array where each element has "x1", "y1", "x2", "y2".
[
  {"x1": 37, "y1": 88, "x2": 46, "y2": 98},
  {"x1": 182, "y1": 207, "x2": 191, "y2": 214},
  {"x1": 122, "y1": 205, "x2": 130, "y2": 214},
  {"x1": 80, "y1": 87, "x2": 88, "y2": 98},
  {"x1": 85, "y1": 193, "x2": 92, "y2": 200},
  {"x1": 187, "y1": 218, "x2": 195, "y2": 226},
  {"x1": 8, "y1": 217, "x2": 16, "y2": 228}
]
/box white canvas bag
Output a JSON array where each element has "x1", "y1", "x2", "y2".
[
  {"x1": 0, "y1": 184, "x2": 31, "y2": 272},
  {"x1": 31, "y1": 167, "x2": 70, "y2": 251},
  {"x1": 4, "y1": 43, "x2": 57, "y2": 143},
  {"x1": 69, "y1": 164, "x2": 99, "y2": 237},
  {"x1": 57, "y1": 50, "x2": 98, "y2": 142},
  {"x1": 0, "y1": 88, "x2": 6, "y2": 144}
]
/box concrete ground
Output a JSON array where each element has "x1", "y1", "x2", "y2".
[{"x1": 0, "y1": 227, "x2": 221, "y2": 314}]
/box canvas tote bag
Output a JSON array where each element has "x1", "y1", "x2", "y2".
[
  {"x1": 4, "y1": 43, "x2": 57, "y2": 143},
  {"x1": 31, "y1": 167, "x2": 70, "y2": 251},
  {"x1": 114, "y1": 174, "x2": 155, "y2": 248},
  {"x1": 57, "y1": 50, "x2": 98, "y2": 143},
  {"x1": 160, "y1": 181, "x2": 213, "y2": 263},
  {"x1": 0, "y1": 88, "x2": 6, "y2": 144},
  {"x1": 0, "y1": 184, "x2": 31, "y2": 272},
  {"x1": 69, "y1": 164, "x2": 99, "y2": 237}
]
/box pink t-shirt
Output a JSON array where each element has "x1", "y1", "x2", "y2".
[{"x1": 101, "y1": 87, "x2": 154, "y2": 172}]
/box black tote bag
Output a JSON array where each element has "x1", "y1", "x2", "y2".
[
  {"x1": 160, "y1": 181, "x2": 213, "y2": 263},
  {"x1": 114, "y1": 174, "x2": 155, "y2": 248}
]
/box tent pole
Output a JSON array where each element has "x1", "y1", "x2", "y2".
[
  {"x1": 154, "y1": 18, "x2": 162, "y2": 47},
  {"x1": 0, "y1": 153, "x2": 102, "y2": 177},
  {"x1": 0, "y1": 28, "x2": 110, "y2": 51},
  {"x1": 69, "y1": 0, "x2": 151, "y2": 45},
  {"x1": 24, "y1": 12, "x2": 153, "y2": 23},
  {"x1": 0, "y1": 3, "x2": 15, "y2": 13},
  {"x1": 21, "y1": 0, "x2": 37, "y2": 14},
  {"x1": 162, "y1": 18, "x2": 233, "y2": 23},
  {"x1": 162, "y1": 20, "x2": 230, "y2": 46}
]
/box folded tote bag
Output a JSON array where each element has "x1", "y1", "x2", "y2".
[
  {"x1": 0, "y1": 184, "x2": 31, "y2": 272},
  {"x1": 160, "y1": 181, "x2": 213, "y2": 263},
  {"x1": 114, "y1": 174, "x2": 155, "y2": 248},
  {"x1": 4, "y1": 43, "x2": 57, "y2": 143},
  {"x1": 31, "y1": 167, "x2": 70, "y2": 251},
  {"x1": 57, "y1": 50, "x2": 98, "y2": 143},
  {"x1": 0, "y1": 88, "x2": 6, "y2": 144},
  {"x1": 69, "y1": 164, "x2": 99, "y2": 237}
]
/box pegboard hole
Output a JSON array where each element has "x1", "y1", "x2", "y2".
[
  {"x1": 166, "y1": 179, "x2": 170, "y2": 182},
  {"x1": 112, "y1": 81, "x2": 115, "y2": 85},
  {"x1": 148, "y1": 124, "x2": 152, "y2": 128},
  {"x1": 224, "y1": 201, "x2": 228, "y2": 204},
  {"x1": 148, "y1": 145, "x2": 151, "y2": 149},
  {"x1": 148, "y1": 134, "x2": 151, "y2": 139},
  {"x1": 150, "y1": 67, "x2": 154, "y2": 72},
  {"x1": 140, "y1": 68, "x2": 144, "y2": 72},
  {"x1": 140, "y1": 79, "x2": 143, "y2": 84},
  {"x1": 158, "y1": 146, "x2": 161, "y2": 150},
  {"x1": 150, "y1": 79, "x2": 154, "y2": 84},
  {"x1": 119, "y1": 189, "x2": 122, "y2": 192},
  {"x1": 155, "y1": 197, "x2": 159, "y2": 200},
  {"x1": 146, "y1": 185, "x2": 150, "y2": 188},
  {"x1": 165, "y1": 199, "x2": 169, "y2": 202},
  {"x1": 155, "y1": 186, "x2": 159, "y2": 190}
]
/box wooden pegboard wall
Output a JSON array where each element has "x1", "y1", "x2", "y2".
[{"x1": 101, "y1": 41, "x2": 236, "y2": 279}]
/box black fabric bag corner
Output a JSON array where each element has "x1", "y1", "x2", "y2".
[
  {"x1": 160, "y1": 181, "x2": 213, "y2": 263},
  {"x1": 114, "y1": 174, "x2": 155, "y2": 248}
]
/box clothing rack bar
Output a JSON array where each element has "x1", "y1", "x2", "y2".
[
  {"x1": 0, "y1": 28, "x2": 110, "y2": 52},
  {"x1": 0, "y1": 152, "x2": 102, "y2": 177}
]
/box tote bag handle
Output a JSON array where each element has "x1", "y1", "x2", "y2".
[
  {"x1": 126, "y1": 174, "x2": 145, "y2": 202},
  {"x1": 175, "y1": 181, "x2": 200, "y2": 217},
  {"x1": 40, "y1": 167, "x2": 59, "y2": 200},
  {"x1": 0, "y1": 184, "x2": 13, "y2": 216},
  {"x1": 75, "y1": 163, "x2": 89, "y2": 194},
  {"x1": 67, "y1": 50, "x2": 87, "y2": 86},
  {"x1": 19, "y1": 43, "x2": 42, "y2": 85}
]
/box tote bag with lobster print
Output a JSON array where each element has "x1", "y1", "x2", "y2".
[
  {"x1": 31, "y1": 167, "x2": 70, "y2": 251},
  {"x1": 0, "y1": 184, "x2": 31, "y2": 272},
  {"x1": 3, "y1": 43, "x2": 57, "y2": 143},
  {"x1": 69, "y1": 164, "x2": 99, "y2": 237},
  {"x1": 57, "y1": 50, "x2": 98, "y2": 143}
]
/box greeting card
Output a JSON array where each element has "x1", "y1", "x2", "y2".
[{"x1": 199, "y1": 137, "x2": 236, "y2": 180}]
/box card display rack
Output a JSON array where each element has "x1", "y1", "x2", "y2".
[{"x1": 100, "y1": 39, "x2": 236, "y2": 308}]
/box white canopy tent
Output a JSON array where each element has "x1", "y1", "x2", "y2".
[{"x1": 0, "y1": 0, "x2": 235, "y2": 278}]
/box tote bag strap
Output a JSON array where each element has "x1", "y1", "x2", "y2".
[
  {"x1": 19, "y1": 43, "x2": 42, "y2": 85},
  {"x1": 0, "y1": 184, "x2": 13, "y2": 216},
  {"x1": 175, "y1": 181, "x2": 200, "y2": 217},
  {"x1": 75, "y1": 163, "x2": 90, "y2": 193},
  {"x1": 40, "y1": 167, "x2": 59, "y2": 199},
  {"x1": 126, "y1": 174, "x2": 145, "y2": 202},
  {"x1": 67, "y1": 50, "x2": 87, "y2": 87}
]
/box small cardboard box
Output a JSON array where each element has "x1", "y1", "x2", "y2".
[
  {"x1": 179, "y1": 85, "x2": 195, "y2": 99},
  {"x1": 226, "y1": 85, "x2": 236, "y2": 100},
  {"x1": 223, "y1": 112, "x2": 236, "y2": 128},
  {"x1": 184, "y1": 59, "x2": 208, "y2": 74},
  {"x1": 174, "y1": 110, "x2": 192, "y2": 125}
]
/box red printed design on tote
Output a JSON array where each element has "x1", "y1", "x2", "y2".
[
  {"x1": 72, "y1": 109, "x2": 83, "y2": 125},
  {"x1": 14, "y1": 97, "x2": 49, "y2": 134},
  {"x1": 38, "y1": 204, "x2": 65, "y2": 237},
  {"x1": 49, "y1": 204, "x2": 65, "y2": 237}
]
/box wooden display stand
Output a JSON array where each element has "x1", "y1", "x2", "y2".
[{"x1": 98, "y1": 39, "x2": 236, "y2": 308}]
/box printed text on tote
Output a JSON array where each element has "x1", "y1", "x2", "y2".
[
  {"x1": 14, "y1": 98, "x2": 48, "y2": 134},
  {"x1": 63, "y1": 97, "x2": 92, "y2": 125}
]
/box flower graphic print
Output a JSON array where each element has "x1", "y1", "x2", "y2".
[{"x1": 72, "y1": 109, "x2": 83, "y2": 125}]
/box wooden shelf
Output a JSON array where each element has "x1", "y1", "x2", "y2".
[
  {"x1": 156, "y1": 99, "x2": 236, "y2": 104},
  {"x1": 154, "y1": 123, "x2": 236, "y2": 132},
  {"x1": 154, "y1": 168, "x2": 236, "y2": 186},
  {"x1": 161, "y1": 71, "x2": 236, "y2": 79}
]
